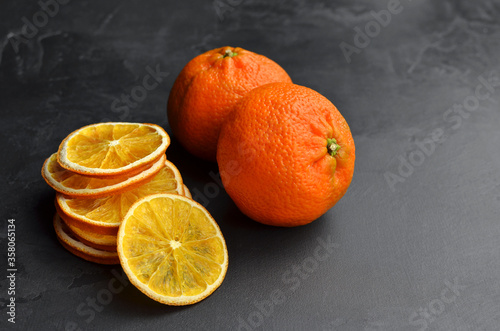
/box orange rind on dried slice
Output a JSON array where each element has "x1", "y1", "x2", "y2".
[
  {"x1": 66, "y1": 222, "x2": 117, "y2": 252},
  {"x1": 117, "y1": 193, "x2": 228, "y2": 306},
  {"x1": 56, "y1": 160, "x2": 184, "y2": 235},
  {"x1": 53, "y1": 213, "x2": 120, "y2": 264},
  {"x1": 42, "y1": 153, "x2": 166, "y2": 199},
  {"x1": 183, "y1": 184, "x2": 192, "y2": 199},
  {"x1": 57, "y1": 122, "x2": 170, "y2": 177}
]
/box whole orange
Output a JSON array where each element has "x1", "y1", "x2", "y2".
[
  {"x1": 167, "y1": 46, "x2": 292, "y2": 161},
  {"x1": 216, "y1": 82, "x2": 355, "y2": 227}
]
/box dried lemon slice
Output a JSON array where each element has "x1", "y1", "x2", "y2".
[
  {"x1": 117, "y1": 193, "x2": 228, "y2": 305},
  {"x1": 42, "y1": 153, "x2": 165, "y2": 198},
  {"x1": 57, "y1": 122, "x2": 170, "y2": 177}
]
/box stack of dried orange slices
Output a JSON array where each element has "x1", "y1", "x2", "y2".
[{"x1": 42, "y1": 122, "x2": 228, "y2": 305}]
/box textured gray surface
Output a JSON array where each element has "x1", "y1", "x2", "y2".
[{"x1": 1, "y1": 0, "x2": 500, "y2": 330}]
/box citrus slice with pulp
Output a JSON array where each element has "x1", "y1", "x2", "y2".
[
  {"x1": 117, "y1": 193, "x2": 228, "y2": 306},
  {"x1": 54, "y1": 213, "x2": 120, "y2": 264},
  {"x1": 56, "y1": 160, "x2": 184, "y2": 235},
  {"x1": 57, "y1": 122, "x2": 170, "y2": 177},
  {"x1": 42, "y1": 153, "x2": 166, "y2": 198}
]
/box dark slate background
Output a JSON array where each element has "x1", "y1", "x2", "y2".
[{"x1": 1, "y1": 0, "x2": 500, "y2": 330}]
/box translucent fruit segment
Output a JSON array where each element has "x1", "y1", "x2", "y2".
[
  {"x1": 121, "y1": 233, "x2": 169, "y2": 258},
  {"x1": 180, "y1": 248, "x2": 222, "y2": 285},
  {"x1": 67, "y1": 136, "x2": 109, "y2": 167},
  {"x1": 171, "y1": 199, "x2": 192, "y2": 241},
  {"x1": 127, "y1": 250, "x2": 172, "y2": 284},
  {"x1": 125, "y1": 203, "x2": 173, "y2": 240},
  {"x1": 182, "y1": 237, "x2": 225, "y2": 265},
  {"x1": 138, "y1": 167, "x2": 180, "y2": 194},
  {"x1": 110, "y1": 123, "x2": 139, "y2": 140},
  {"x1": 146, "y1": 199, "x2": 175, "y2": 239},
  {"x1": 182, "y1": 208, "x2": 218, "y2": 242},
  {"x1": 147, "y1": 253, "x2": 183, "y2": 297},
  {"x1": 174, "y1": 250, "x2": 208, "y2": 296},
  {"x1": 67, "y1": 196, "x2": 121, "y2": 224}
]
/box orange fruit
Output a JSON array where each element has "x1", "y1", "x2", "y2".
[
  {"x1": 117, "y1": 193, "x2": 228, "y2": 305},
  {"x1": 53, "y1": 213, "x2": 120, "y2": 264},
  {"x1": 56, "y1": 160, "x2": 184, "y2": 235},
  {"x1": 57, "y1": 122, "x2": 170, "y2": 177},
  {"x1": 217, "y1": 82, "x2": 355, "y2": 227},
  {"x1": 167, "y1": 46, "x2": 292, "y2": 161},
  {"x1": 42, "y1": 153, "x2": 166, "y2": 198}
]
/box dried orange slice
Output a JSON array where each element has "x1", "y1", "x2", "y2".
[
  {"x1": 54, "y1": 213, "x2": 119, "y2": 264},
  {"x1": 66, "y1": 222, "x2": 117, "y2": 252},
  {"x1": 183, "y1": 184, "x2": 192, "y2": 199},
  {"x1": 57, "y1": 122, "x2": 170, "y2": 177},
  {"x1": 117, "y1": 193, "x2": 228, "y2": 305},
  {"x1": 42, "y1": 153, "x2": 166, "y2": 198},
  {"x1": 56, "y1": 160, "x2": 184, "y2": 235}
]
